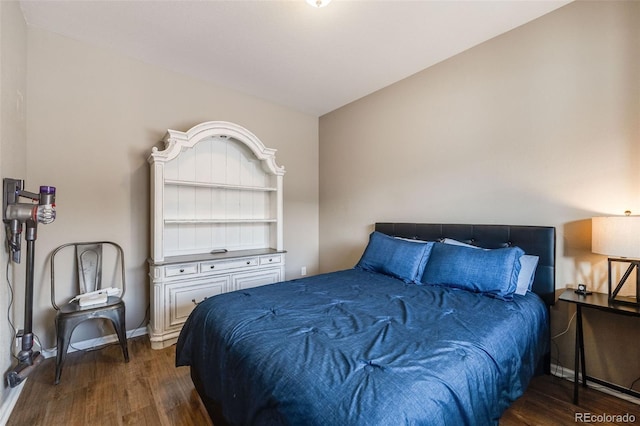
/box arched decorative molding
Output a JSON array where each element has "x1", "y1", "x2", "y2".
[
  {"x1": 148, "y1": 120, "x2": 285, "y2": 262},
  {"x1": 148, "y1": 121, "x2": 285, "y2": 176}
]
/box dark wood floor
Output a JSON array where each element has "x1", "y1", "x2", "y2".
[
  {"x1": 7, "y1": 336, "x2": 212, "y2": 426},
  {"x1": 501, "y1": 373, "x2": 640, "y2": 426},
  {"x1": 7, "y1": 336, "x2": 640, "y2": 425}
]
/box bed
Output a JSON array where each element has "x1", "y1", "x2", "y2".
[{"x1": 176, "y1": 222, "x2": 556, "y2": 425}]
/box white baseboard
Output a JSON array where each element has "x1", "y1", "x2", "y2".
[
  {"x1": 39, "y1": 326, "x2": 148, "y2": 359},
  {"x1": 0, "y1": 380, "x2": 25, "y2": 426},
  {"x1": 550, "y1": 363, "x2": 640, "y2": 406}
]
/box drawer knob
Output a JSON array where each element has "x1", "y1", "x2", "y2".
[
  {"x1": 210, "y1": 265, "x2": 215, "y2": 269},
  {"x1": 246, "y1": 261, "x2": 251, "y2": 265},
  {"x1": 179, "y1": 269, "x2": 185, "y2": 273},
  {"x1": 192, "y1": 296, "x2": 208, "y2": 306},
  {"x1": 269, "y1": 258, "x2": 273, "y2": 262}
]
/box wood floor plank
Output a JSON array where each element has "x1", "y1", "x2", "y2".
[
  {"x1": 500, "y1": 374, "x2": 640, "y2": 426},
  {"x1": 7, "y1": 335, "x2": 639, "y2": 425}
]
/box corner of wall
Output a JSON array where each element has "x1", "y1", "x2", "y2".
[{"x1": 0, "y1": 0, "x2": 29, "y2": 419}]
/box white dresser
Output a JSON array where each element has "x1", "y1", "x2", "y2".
[{"x1": 147, "y1": 121, "x2": 285, "y2": 349}]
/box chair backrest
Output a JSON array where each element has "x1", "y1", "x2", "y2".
[
  {"x1": 51, "y1": 241, "x2": 126, "y2": 310},
  {"x1": 77, "y1": 243, "x2": 103, "y2": 294}
]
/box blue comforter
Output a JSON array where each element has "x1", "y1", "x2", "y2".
[{"x1": 176, "y1": 269, "x2": 548, "y2": 425}]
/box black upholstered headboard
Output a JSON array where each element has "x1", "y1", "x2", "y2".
[{"x1": 375, "y1": 223, "x2": 556, "y2": 306}]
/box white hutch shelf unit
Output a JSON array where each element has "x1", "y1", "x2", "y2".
[{"x1": 147, "y1": 121, "x2": 286, "y2": 349}]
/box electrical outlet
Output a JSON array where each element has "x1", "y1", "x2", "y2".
[
  {"x1": 301, "y1": 266, "x2": 307, "y2": 276},
  {"x1": 15, "y1": 329, "x2": 23, "y2": 350}
]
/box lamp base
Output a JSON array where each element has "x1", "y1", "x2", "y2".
[{"x1": 607, "y1": 258, "x2": 640, "y2": 306}]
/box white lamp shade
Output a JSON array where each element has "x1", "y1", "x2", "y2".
[{"x1": 592, "y1": 216, "x2": 640, "y2": 259}]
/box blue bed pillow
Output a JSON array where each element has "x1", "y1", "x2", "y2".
[
  {"x1": 420, "y1": 242, "x2": 523, "y2": 300},
  {"x1": 355, "y1": 231, "x2": 433, "y2": 283},
  {"x1": 442, "y1": 238, "x2": 538, "y2": 295}
]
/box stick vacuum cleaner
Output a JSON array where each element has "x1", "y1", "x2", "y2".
[{"x1": 3, "y1": 178, "x2": 56, "y2": 387}]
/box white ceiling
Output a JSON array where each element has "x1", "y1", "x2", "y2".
[{"x1": 19, "y1": 0, "x2": 572, "y2": 117}]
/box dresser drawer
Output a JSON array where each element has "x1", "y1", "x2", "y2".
[
  {"x1": 166, "y1": 277, "x2": 229, "y2": 328},
  {"x1": 259, "y1": 255, "x2": 282, "y2": 266},
  {"x1": 232, "y1": 268, "x2": 282, "y2": 291},
  {"x1": 200, "y1": 257, "x2": 259, "y2": 272},
  {"x1": 164, "y1": 263, "x2": 198, "y2": 278}
]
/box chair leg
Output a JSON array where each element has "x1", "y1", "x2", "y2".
[
  {"x1": 55, "y1": 316, "x2": 74, "y2": 385},
  {"x1": 106, "y1": 305, "x2": 129, "y2": 363},
  {"x1": 55, "y1": 303, "x2": 129, "y2": 385}
]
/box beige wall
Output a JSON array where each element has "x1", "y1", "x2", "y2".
[
  {"x1": 320, "y1": 1, "x2": 639, "y2": 390},
  {"x1": 4, "y1": 0, "x2": 639, "y2": 411},
  {"x1": 24, "y1": 27, "x2": 319, "y2": 347},
  {"x1": 0, "y1": 0, "x2": 28, "y2": 415}
]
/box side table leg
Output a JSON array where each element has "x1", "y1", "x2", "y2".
[
  {"x1": 578, "y1": 305, "x2": 587, "y2": 388},
  {"x1": 573, "y1": 305, "x2": 583, "y2": 404}
]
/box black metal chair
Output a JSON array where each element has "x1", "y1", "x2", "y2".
[{"x1": 50, "y1": 241, "x2": 129, "y2": 384}]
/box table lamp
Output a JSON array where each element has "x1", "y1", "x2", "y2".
[{"x1": 592, "y1": 211, "x2": 640, "y2": 305}]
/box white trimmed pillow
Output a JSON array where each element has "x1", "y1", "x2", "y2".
[{"x1": 442, "y1": 238, "x2": 538, "y2": 296}]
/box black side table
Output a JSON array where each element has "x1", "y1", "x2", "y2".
[{"x1": 559, "y1": 289, "x2": 640, "y2": 404}]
